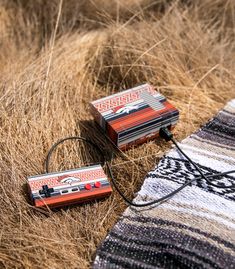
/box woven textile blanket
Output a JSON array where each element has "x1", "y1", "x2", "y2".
[{"x1": 93, "y1": 100, "x2": 235, "y2": 269}]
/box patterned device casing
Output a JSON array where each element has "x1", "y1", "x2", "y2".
[
  {"x1": 27, "y1": 165, "x2": 112, "y2": 208},
  {"x1": 90, "y1": 83, "x2": 179, "y2": 150}
]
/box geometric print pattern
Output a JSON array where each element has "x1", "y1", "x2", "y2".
[{"x1": 93, "y1": 84, "x2": 156, "y2": 113}]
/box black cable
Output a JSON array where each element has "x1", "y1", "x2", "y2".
[
  {"x1": 171, "y1": 137, "x2": 235, "y2": 189},
  {"x1": 45, "y1": 136, "x2": 105, "y2": 173},
  {"x1": 45, "y1": 134, "x2": 235, "y2": 208},
  {"x1": 160, "y1": 127, "x2": 222, "y2": 187},
  {"x1": 158, "y1": 126, "x2": 235, "y2": 189},
  {"x1": 107, "y1": 127, "x2": 235, "y2": 206},
  {"x1": 106, "y1": 164, "x2": 235, "y2": 207}
]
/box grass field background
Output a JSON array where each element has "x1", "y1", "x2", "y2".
[{"x1": 0, "y1": 0, "x2": 234, "y2": 268}]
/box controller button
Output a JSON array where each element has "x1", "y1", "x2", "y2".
[
  {"x1": 62, "y1": 190, "x2": 68, "y2": 193},
  {"x1": 85, "y1": 184, "x2": 92, "y2": 190},
  {"x1": 94, "y1": 181, "x2": 101, "y2": 188},
  {"x1": 72, "y1": 188, "x2": 78, "y2": 192}
]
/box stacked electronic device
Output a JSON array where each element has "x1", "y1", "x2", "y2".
[{"x1": 90, "y1": 83, "x2": 179, "y2": 150}]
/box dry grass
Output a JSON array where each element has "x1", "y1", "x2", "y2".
[{"x1": 0, "y1": 0, "x2": 234, "y2": 268}]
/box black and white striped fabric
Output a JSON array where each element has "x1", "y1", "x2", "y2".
[{"x1": 93, "y1": 99, "x2": 235, "y2": 269}]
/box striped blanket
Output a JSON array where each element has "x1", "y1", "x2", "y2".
[{"x1": 93, "y1": 99, "x2": 235, "y2": 269}]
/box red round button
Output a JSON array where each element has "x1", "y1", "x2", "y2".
[
  {"x1": 85, "y1": 184, "x2": 92, "y2": 190},
  {"x1": 94, "y1": 181, "x2": 101, "y2": 188}
]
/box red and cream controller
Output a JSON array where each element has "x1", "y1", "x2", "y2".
[{"x1": 27, "y1": 164, "x2": 112, "y2": 208}]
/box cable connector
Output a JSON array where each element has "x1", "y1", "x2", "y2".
[{"x1": 159, "y1": 127, "x2": 173, "y2": 141}]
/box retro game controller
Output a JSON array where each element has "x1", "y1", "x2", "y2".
[
  {"x1": 27, "y1": 137, "x2": 112, "y2": 208},
  {"x1": 27, "y1": 164, "x2": 112, "y2": 208}
]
